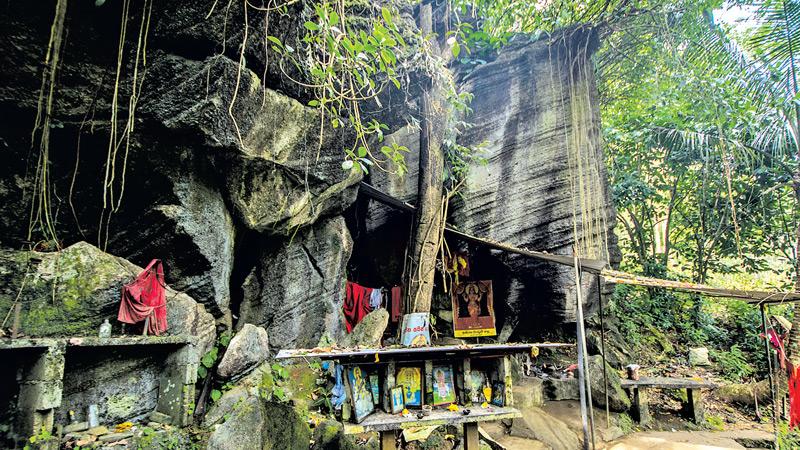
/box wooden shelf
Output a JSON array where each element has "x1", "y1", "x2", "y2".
[
  {"x1": 276, "y1": 342, "x2": 572, "y2": 363},
  {"x1": 343, "y1": 406, "x2": 521, "y2": 434}
]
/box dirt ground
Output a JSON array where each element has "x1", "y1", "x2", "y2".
[
  {"x1": 604, "y1": 430, "x2": 774, "y2": 449},
  {"x1": 480, "y1": 400, "x2": 776, "y2": 450}
]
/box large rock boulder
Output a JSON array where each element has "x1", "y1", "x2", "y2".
[
  {"x1": 450, "y1": 29, "x2": 620, "y2": 333},
  {"x1": 0, "y1": 241, "x2": 215, "y2": 425},
  {"x1": 541, "y1": 356, "x2": 629, "y2": 412},
  {"x1": 587, "y1": 355, "x2": 630, "y2": 412},
  {"x1": 0, "y1": 241, "x2": 215, "y2": 351},
  {"x1": 0, "y1": 0, "x2": 367, "y2": 322},
  {"x1": 514, "y1": 378, "x2": 546, "y2": 409},
  {"x1": 109, "y1": 172, "x2": 236, "y2": 317},
  {"x1": 206, "y1": 363, "x2": 313, "y2": 450},
  {"x1": 238, "y1": 216, "x2": 352, "y2": 350},
  {"x1": 217, "y1": 324, "x2": 270, "y2": 379},
  {"x1": 207, "y1": 397, "x2": 312, "y2": 450},
  {"x1": 139, "y1": 54, "x2": 362, "y2": 236},
  {"x1": 207, "y1": 396, "x2": 267, "y2": 450},
  {"x1": 341, "y1": 308, "x2": 389, "y2": 348},
  {"x1": 508, "y1": 406, "x2": 581, "y2": 450},
  {"x1": 689, "y1": 347, "x2": 710, "y2": 366}
]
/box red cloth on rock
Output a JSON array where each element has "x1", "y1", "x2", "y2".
[
  {"x1": 117, "y1": 259, "x2": 167, "y2": 335},
  {"x1": 344, "y1": 281, "x2": 372, "y2": 333}
]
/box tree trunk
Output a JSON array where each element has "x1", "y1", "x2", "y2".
[{"x1": 404, "y1": 2, "x2": 445, "y2": 314}]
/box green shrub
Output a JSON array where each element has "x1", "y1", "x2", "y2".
[{"x1": 711, "y1": 345, "x2": 755, "y2": 382}]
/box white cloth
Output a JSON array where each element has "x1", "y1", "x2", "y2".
[{"x1": 369, "y1": 288, "x2": 383, "y2": 310}]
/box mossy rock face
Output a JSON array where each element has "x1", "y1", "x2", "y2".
[
  {"x1": 311, "y1": 419, "x2": 343, "y2": 450},
  {"x1": 263, "y1": 402, "x2": 312, "y2": 450},
  {"x1": 207, "y1": 396, "x2": 267, "y2": 450},
  {"x1": 643, "y1": 323, "x2": 675, "y2": 356},
  {"x1": 0, "y1": 242, "x2": 131, "y2": 337},
  {"x1": 0, "y1": 241, "x2": 216, "y2": 351},
  {"x1": 588, "y1": 354, "x2": 631, "y2": 412},
  {"x1": 283, "y1": 361, "x2": 325, "y2": 414}
]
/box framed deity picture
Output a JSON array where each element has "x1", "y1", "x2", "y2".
[
  {"x1": 347, "y1": 366, "x2": 375, "y2": 422},
  {"x1": 369, "y1": 373, "x2": 380, "y2": 404},
  {"x1": 431, "y1": 366, "x2": 457, "y2": 406},
  {"x1": 452, "y1": 281, "x2": 497, "y2": 338},
  {"x1": 390, "y1": 386, "x2": 405, "y2": 414},
  {"x1": 396, "y1": 366, "x2": 422, "y2": 407},
  {"x1": 491, "y1": 382, "x2": 505, "y2": 407},
  {"x1": 467, "y1": 371, "x2": 487, "y2": 403}
]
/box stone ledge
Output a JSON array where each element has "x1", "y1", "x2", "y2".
[{"x1": 0, "y1": 335, "x2": 193, "y2": 351}]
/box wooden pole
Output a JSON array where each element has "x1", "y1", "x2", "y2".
[
  {"x1": 11, "y1": 302, "x2": 21, "y2": 339},
  {"x1": 760, "y1": 304, "x2": 780, "y2": 450},
  {"x1": 598, "y1": 275, "x2": 610, "y2": 428},
  {"x1": 574, "y1": 252, "x2": 595, "y2": 450}
]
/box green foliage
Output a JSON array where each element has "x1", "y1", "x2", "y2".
[
  {"x1": 198, "y1": 330, "x2": 232, "y2": 381},
  {"x1": 134, "y1": 425, "x2": 199, "y2": 450},
  {"x1": 259, "y1": 362, "x2": 291, "y2": 403},
  {"x1": 778, "y1": 420, "x2": 800, "y2": 448},
  {"x1": 705, "y1": 414, "x2": 725, "y2": 431},
  {"x1": 22, "y1": 427, "x2": 54, "y2": 450},
  {"x1": 269, "y1": 2, "x2": 410, "y2": 174},
  {"x1": 711, "y1": 345, "x2": 756, "y2": 382},
  {"x1": 616, "y1": 413, "x2": 635, "y2": 435}
]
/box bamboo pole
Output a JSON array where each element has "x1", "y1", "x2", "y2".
[
  {"x1": 598, "y1": 275, "x2": 610, "y2": 428},
  {"x1": 760, "y1": 304, "x2": 780, "y2": 450},
  {"x1": 574, "y1": 252, "x2": 595, "y2": 450}
]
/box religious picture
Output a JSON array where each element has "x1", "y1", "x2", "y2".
[
  {"x1": 390, "y1": 386, "x2": 405, "y2": 414},
  {"x1": 400, "y1": 312, "x2": 431, "y2": 347},
  {"x1": 468, "y1": 371, "x2": 487, "y2": 403},
  {"x1": 369, "y1": 373, "x2": 380, "y2": 405},
  {"x1": 431, "y1": 366, "x2": 456, "y2": 406},
  {"x1": 396, "y1": 367, "x2": 422, "y2": 406},
  {"x1": 347, "y1": 366, "x2": 375, "y2": 422},
  {"x1": 452, "y1": 281, "x2": 496, "y2": 338},
  {"x1": 491, "y1": 382, "x2": 505, "y2": 407}
]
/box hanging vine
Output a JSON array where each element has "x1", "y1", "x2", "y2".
[
  {"x1": 265, "y1": 0, "x2": 410, "y2": 174},
  {"x1": 27, "y1": 0, "x2": 68, "y2": 249},
  {"x1": 98, "y1": 0, "x2": 153, "y2": 250}
]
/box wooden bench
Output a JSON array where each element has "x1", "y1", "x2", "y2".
[
  {"x1": 343, "y1": 407, "x2": 521, "y2": 450},
  {"x1": 620, "y1": 377, "x2": 717, "y2": 425}
]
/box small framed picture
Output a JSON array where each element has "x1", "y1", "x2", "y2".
[
  {"x1": 369, "y1": 373, "x2": 380, "y2": 404},
  {"x1": 390, "y1": 386, "x2": 405, "y2": 414},
  {"x1": 431, "y1": 366, "x2": 457, "y2": 406},
  {"x1": 468, "y1": 371, "x2": 487, "y2": 403},
  {"x1": 491, "y1": 382, "x2": 505, "y2": 407},
  {"x1": 396, "y1": 366, "x2": 422, "y2": 406}
]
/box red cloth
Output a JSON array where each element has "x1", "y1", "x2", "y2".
[
  {"x1": 390, "y1": 286, "x2": 403, "y2": 323},
  {"x1": 790, "y1": 366, "x2": 800, "y2": 428},
  {"x1": 117, "y1": 259, "x2": 167, "y2": 335},
  {"x1": 761, "y1": 329, "x2": 788, "y2": 369},
  {"x1": 343, "y1": 281, "x2": 372, "y2": 333}
]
